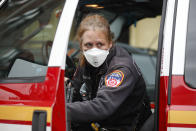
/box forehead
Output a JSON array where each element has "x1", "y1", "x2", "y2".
[{"x1": 81, "y1": 30, "x2": 108, "y2": 42}]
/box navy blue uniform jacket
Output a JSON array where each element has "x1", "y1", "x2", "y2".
[{"x1": 66, "y1": 45, "x2": 151, "y2": 129}]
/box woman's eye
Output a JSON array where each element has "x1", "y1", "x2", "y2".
[
  {"x1": 97, "y1": 42, "x2": 103, "y2": 47},
  {"x1": 85, "y1": 42, "x2": 93, "y2": 48}
]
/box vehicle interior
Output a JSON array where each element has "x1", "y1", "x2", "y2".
[{"x1": 66, "y1": 0, "x2": 162, "y2": 130}]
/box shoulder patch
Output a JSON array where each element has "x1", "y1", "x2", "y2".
[{"x1": 105, "y1": 70, "x2": 124, "y2": 87}]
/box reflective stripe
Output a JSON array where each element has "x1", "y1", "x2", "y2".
[
  {"x1": 0, "y1": 106, "x2": 51, "y2": 123},
  {"x1": 0, "y1": 123, "x2": 51, "y2": 131},
  {"x1": 168, "y1": 110, "x2": 196, "y2": 124}
]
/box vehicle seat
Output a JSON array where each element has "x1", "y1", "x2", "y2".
[{"x1": 139, "y1": 113, "x2": 154, "y2": 131}]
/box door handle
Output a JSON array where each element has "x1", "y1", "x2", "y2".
[{"x1": 32, "y1": 110, "x2": 47, "y2": 131}]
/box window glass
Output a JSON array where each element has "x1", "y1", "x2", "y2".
[
  {"x1": 0, "y1": 0, "x2": 65, "y2": 79},
  {"x1": 66, "y1": 1, "x2": 161, "y2": 102},
  {"x1": 185, "y1": 0, "x2": 196, "y2": 88}
]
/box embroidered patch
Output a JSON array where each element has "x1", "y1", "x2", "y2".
[{"x1": 105, "y1": 70, "x2": 124, "y2": 87}]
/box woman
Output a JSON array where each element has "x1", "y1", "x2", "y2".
[{"x1": 66, "y1": 14, "x2": 151, "y2": 131}]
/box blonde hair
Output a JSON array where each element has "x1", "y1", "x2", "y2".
[{"x1": 76, "y1": 14, "x2": 114, "y2": 66}]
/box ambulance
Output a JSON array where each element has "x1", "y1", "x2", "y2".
[{"x1": 0, "y1": 0, "x2": 195, "y2": 131}]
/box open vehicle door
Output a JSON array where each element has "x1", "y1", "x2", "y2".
[{"x1": 0, "y1": 0, "x2": 70, "y2": 130}]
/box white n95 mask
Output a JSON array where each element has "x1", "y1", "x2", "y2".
[{"x1": 83, "y1": 48, "x2": 109, "y2": 67}]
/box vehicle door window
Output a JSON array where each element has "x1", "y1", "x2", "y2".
[
  {"x1": 184, "y1": 0, "x2": 196, "y2": 88},
  {"x1": 0, "y1": 0, "x2": 65, "y2": 81}
]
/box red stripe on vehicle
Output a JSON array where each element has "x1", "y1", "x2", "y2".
[
  {"x1": 0, "y1": 119, "x2": 50, "y2": 126},
  {"x1": 168, "y1": 123, "x2": 196, "y2": 128}
]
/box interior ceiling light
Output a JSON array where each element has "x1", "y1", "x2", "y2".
[
  {"x1": 96, "y1": 6, "x2": 104, "y2": 9},
  {"x1": 85, "y1": 4, "x2": 104, "y2": 9}
]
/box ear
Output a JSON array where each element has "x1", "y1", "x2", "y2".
[{"x1": 109, "y1": 41, "x2": 113, "y2": 48}]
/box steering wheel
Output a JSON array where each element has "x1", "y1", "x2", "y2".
[
  {"x1": 65, "y1": 55, "x2": 76, "y2": 78},
  {"x1": 65, "y1": 48, "x2": 80, "y2": 78},
  {"x1": 42, "y1": 40, "x2": 53, "y2": 65}
]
